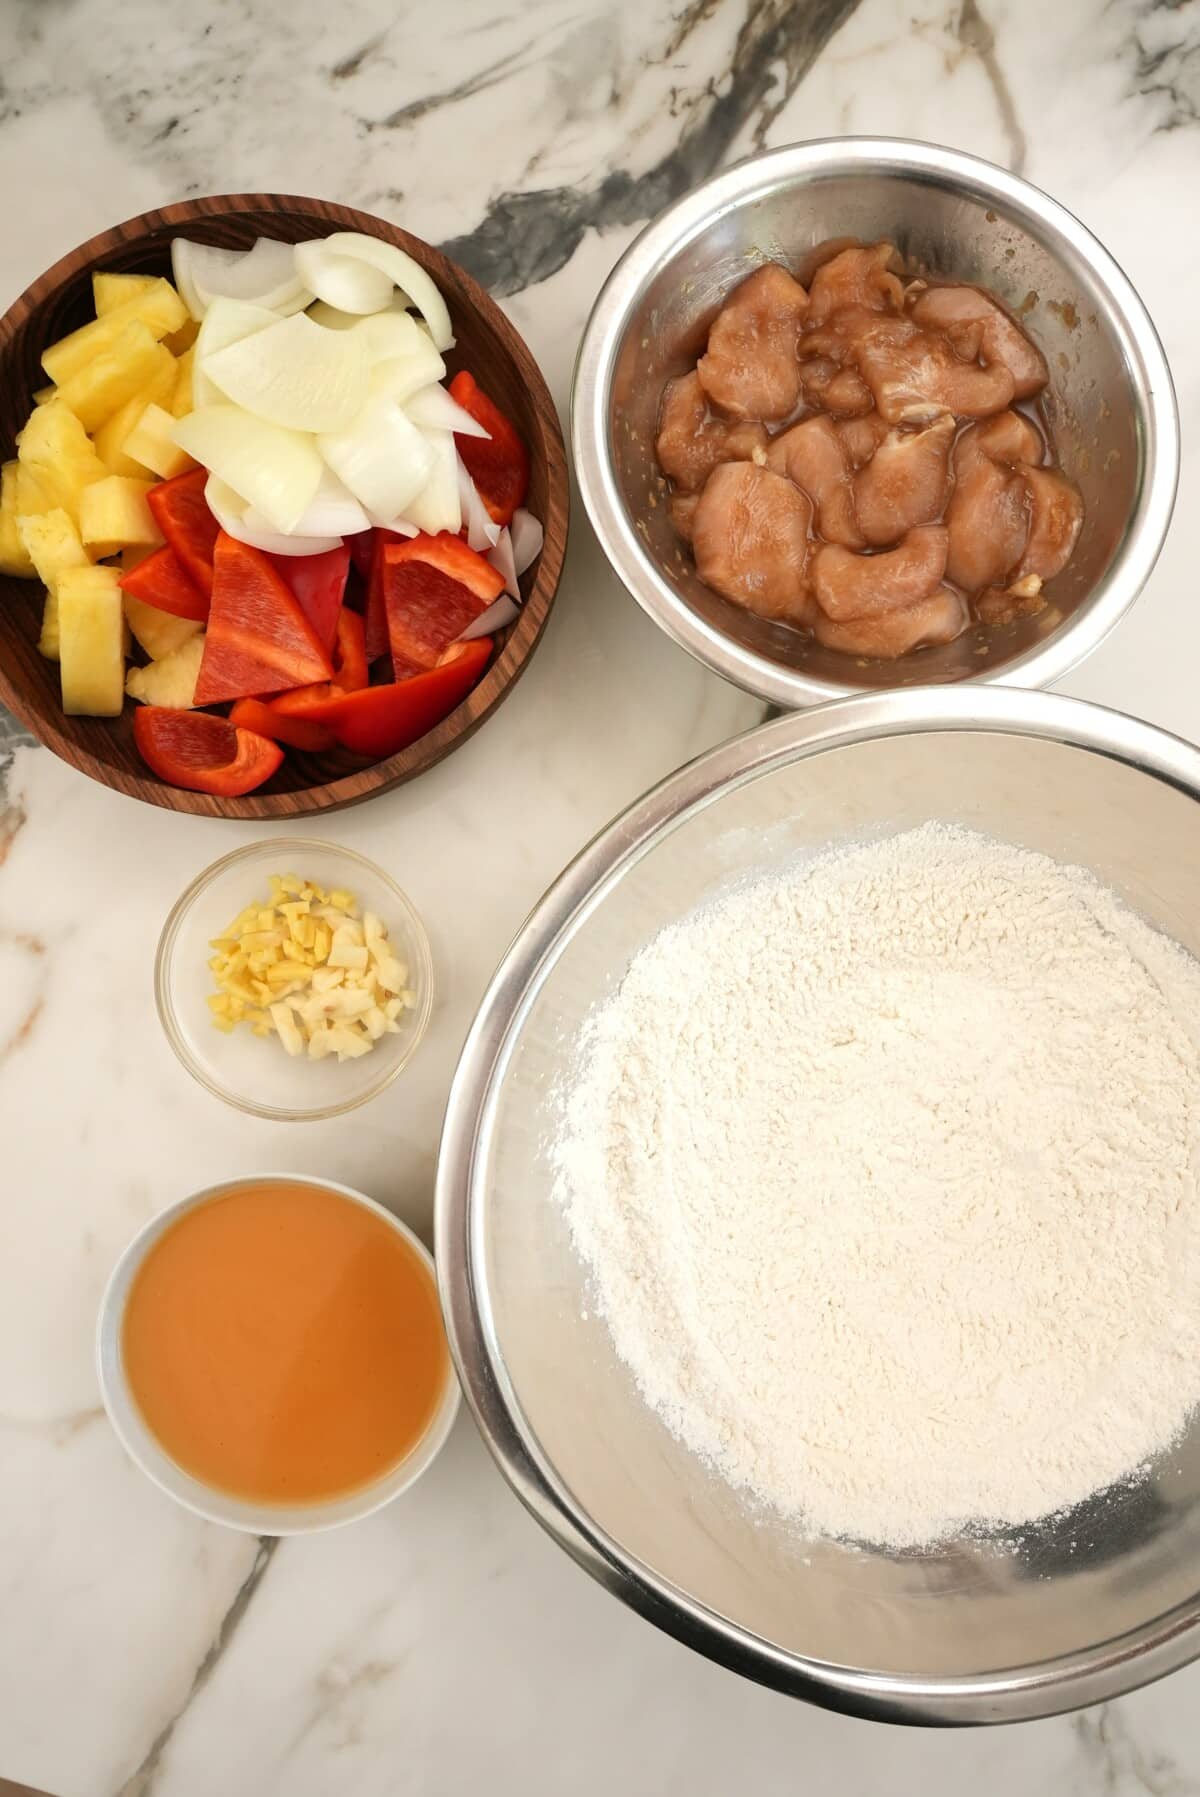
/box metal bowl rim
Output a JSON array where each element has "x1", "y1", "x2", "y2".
[
  {"x1": 436, "y1": 685, "x2": 1200, "y2": 1724},
  {"x1": 570, "y1": 135, "x2": 1180, "y2": 708}
]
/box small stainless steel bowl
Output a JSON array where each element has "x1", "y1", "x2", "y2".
[
  {"x1": 572, "y1": 138, "x2": 1179, "y2": 706},
  {"x1": 438, "y1": 687, "x2": 1200, "y2": 1723}
]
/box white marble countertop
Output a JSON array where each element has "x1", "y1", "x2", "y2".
[{"x1": 2, "y1": 0, "x2": 1200, "y2": 1792}]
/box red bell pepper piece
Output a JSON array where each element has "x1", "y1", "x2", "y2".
[
  {"x1": 277, "y1": 639, "x2": 492, "y2": 759},
  {"x1": 383, "y1": 532, "x2": 504, "y2": 676},
  {"x1": 118, "y1": 545, "x2": 209, "y2": 621},
  {"x1": 263, "y1": 608, "x2": 370, "y2": 720},
  {"x1": 193, "y1": 533, "x2": 334, "y2": 707},
  {"x1": 364, "y1": 528, "x2": 405, "y2": 664},
  {"x1": 448, "y1": 371, "x2": 530, "y2": 525},
  {"x1": 133, "y1": 707, "x2": 283, "y2": 796},
  {"x1": 333, "y1": 607, "x2": 369, "y2": 692},
  {"x1": 268, "y1": 545, "x2": 349, "y2": 657},
  {"x1": 229, "y1": 697, "x2": 336, "y2": 754},
  {"x1": 145, "y1": 468, "x2": 220, "y2": 596}
]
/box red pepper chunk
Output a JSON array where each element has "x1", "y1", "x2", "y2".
[
  {"x1": 363, "y1": 528, "x2": 405, "y2": 663},
  {"x1": 133, "y1": 707, "x2": 283, "y2": 796},
  {"x1": 268, "y1": 545, "x2": 349, "y2": 656},
  {"x1": 145, "y1": 468, "x2": 220, "y2": 596},
  {"x1": 273, "y1": 639, "x2": 493, "y2": 760},
  {"x1": 383, "y1": 533, "x2": 504, "y2": 677},
  {"x1": 448, "y1": 371, "x2": 530, "y2": 525},
  {"x1": 333, "y1": 608, "x2": 369, "y2": 692},
  {"x1": 229, "y1": 698, "x2": 336, "y2": 754},
  {"x1": 193, "y1": 533, "x2": 334, "y2": 707},
  {"x1": 118, "y1": 545, "x2": 209, "y2": 621}
]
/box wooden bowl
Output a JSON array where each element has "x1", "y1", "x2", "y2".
[{"x1": 0, "y1": 195, "x2": 568, "y2": 818}]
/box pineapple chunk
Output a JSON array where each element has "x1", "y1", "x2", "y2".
[
  {"x1": 55, "y1": 323, "x2": 174, "y2": 432},
  {"x1": 125, "y1": 631, "x2": 205, "y2": 707},
  {"x1": 93, "y1": 271, "x2": 160, "y2": 315},
  {"x1": 79, "y1": 475, "x2": 162, "y2": 557},
  {"x1": 92, "y1": 356, "x2": 178, "y2": 477},
  {"x1": 32, "y1": 384, "x2": 55, "y2": 406},
  {"x1": 16, "y1": 509, "x2": 93, "y2": 660},
  {"x1": 0, "y1": 462, "x2": 34, "y2": 578},
  {"x1": 123, "y1": 403, "x2": 196, "y2": 480},
  {"x1": 165, "y1": 318, "x2": 199, "y2": 357},
  {"x1": 57, "y1": 565, "x2": 125, "y2": 716},
  {"x1": 15, "y1": 463, "x2": 54, "y2": 519},
  {"x1": 41, "y1": 278, "x2": 187, "y2": 385},
  {"x1": 18, "y1": 402, "x2": 108, "y2": 523},
  {"x1": 171, "y1": 348, "x2": 195, "y2": 418},
  {"x1": 123, "y1": 592, "x2": 201, "y2": 661}
]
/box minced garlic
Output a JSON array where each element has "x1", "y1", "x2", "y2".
[{"x1": 207, "y1": 873, "x2": 416, "y2": 1062}]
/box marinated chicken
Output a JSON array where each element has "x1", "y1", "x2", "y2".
[
  {"x1": 691, "y1": 463, "x2": 815, "y2": 627},
  {"x1": 656, "y1": 239, "x2": 1084, "y2": 662},
  {"x1": 696, "y1": 263, "x2": 810, "y2": 422}
]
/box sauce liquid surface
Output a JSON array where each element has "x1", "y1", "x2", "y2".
[{"x1": 122, "y1": 1180, "x2": 449, "y2": 1505}]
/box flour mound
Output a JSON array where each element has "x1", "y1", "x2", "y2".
[{"x1": 554, "y1": 824, "x2": 1200, "y2": 1548}]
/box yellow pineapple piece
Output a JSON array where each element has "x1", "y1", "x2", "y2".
[
  {"x1": 93, "y1": 271, "x2": 159, "y2": 315},
  {"x1": 123, "y1": 403, "x2": 195, "y2": 479},
  {"x1": 55, "y1": 323, "x2": 174, "y2": 432},
  {"x1": 16, "y1": 509, "x2": 93, "y2": 660},
  {"x1": 125, "y1": 631, "x2": 205, "y2": 707},
  {"x1": 92, "y1": 356, "x2": 178, "y2": 476},
  {"x1": 32, "y1": 384, "x2": 55, "y2": 406},
  {"x1": 18, "y1": 402, "x2": 107, "y2": 524},
  {"x1": 79, "y1": 475, "x2": 162, "y2": 557},
  {"x1": 165, "y1": 317, "x2": 199, "y2": 356},
  {"x1": 171, "y1": 347, "x2": 195, "y2": 418},
  {"x1": 15, "y1": 463, "x2": 53, "y2": 519},
  {"x1": 41, "y1": 278, "x2": 187, "y2": 385},
  {"x1": 57, "y1": 565, "x2": 125, "y2": 716},
  {"x1": 0, "y1": 462, "x2": 34, "y2": 578},
  {"x1": 123, "y1": 591, "x2": 202, "y2": 661}
]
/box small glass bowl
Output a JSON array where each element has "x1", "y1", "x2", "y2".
[{"x1": 155, "y1": 838, "x2": 433, "y2": 1122}]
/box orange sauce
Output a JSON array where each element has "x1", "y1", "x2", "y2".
[{"x1": 122, "y1": 1180, "x2": 449, "y2": 1505}]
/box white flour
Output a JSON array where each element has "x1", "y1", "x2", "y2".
[{"x1": 554, "y1": 824, "x2": 1200, "y2": 1547}]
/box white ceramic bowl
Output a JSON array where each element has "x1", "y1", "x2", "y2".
[
  {"x1": 97, "y1": 1175, "x2": 460, "y2": 1534},
  {"x1": 155, "y1": 838, "x2": 434, "y2": 1122}
]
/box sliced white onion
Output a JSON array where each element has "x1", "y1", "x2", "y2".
[
  {"x1": 352, "y1": 309, "x2": 425, "y2": 363},
  {"x1": 174, "y1": 238, "x2": 312, "y2": 320},
  {"x1": 403, "y1": 429, "x2": 461, "y2": 535},
  {"x1": 457, "y1": 455, "x2": 500, "y2": 551},
  {"x1": 364, "y1": 511, "x2": 420, "y2": 537},
  {"x1": 306, "y1": 300, "x2": 361, "y2": 331},
  {"x1": 205, "y1": 476, "x2": 340, "y2": 556},
  {"x1": 510, "y1": 507, "x2": 544, "y2": 576},
  {"x1": 202, "y1": 312, "x2": 369, "y2": 433},
  {"x1": 290, "y1": 466, "x2": 371, "y2": 537},
  {"x1": 321, "y1": 232, "x2": 454, "y2": 351},
  {"x1": 458, "y1": 595, "x2": 519, "y2": 640},
  {"x1": 370, "y1": 348, "x2": 447, "y2": 407},
  {"x1": 295, "y1": 240, "x2": 394, "y2": 314},
  {"x1": 192, "y1": 299, "x2": 279, "y2": 407},
  {"x1": 318, "y1": 396, "x2": 434, "y2": 520},
  {"x1": 486, "y1": 526, "x2": 520, "y2": 599},
  {"x1": 171, "y1": 238, "x2": 224, "y2": 320},
  {"x1": 174, "y1": 404, "x2": 322, "y2": 534},
  {"x1": 408, "y1": 383, "x2": 490, "y2": 439}
]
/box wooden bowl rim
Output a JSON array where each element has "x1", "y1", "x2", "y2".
[{"x1": 0, "y1": 192, "x2": 569, "y2": 818}]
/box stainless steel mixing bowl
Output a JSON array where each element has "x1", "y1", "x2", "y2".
[
  {"x1": 438, "y1": 687, "x2": 1200, "y2": 1724},
  {"x1": 572, "y1": 139, "x2": 1179, "y2": 707}
]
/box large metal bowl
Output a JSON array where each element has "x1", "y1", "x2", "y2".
[
  {"x1": 572, "y1": 139, "x2": 1179, "y2": 707},
  {"x1": 438, "y1": 688, "x2": 1200, "y2": 1724}
]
